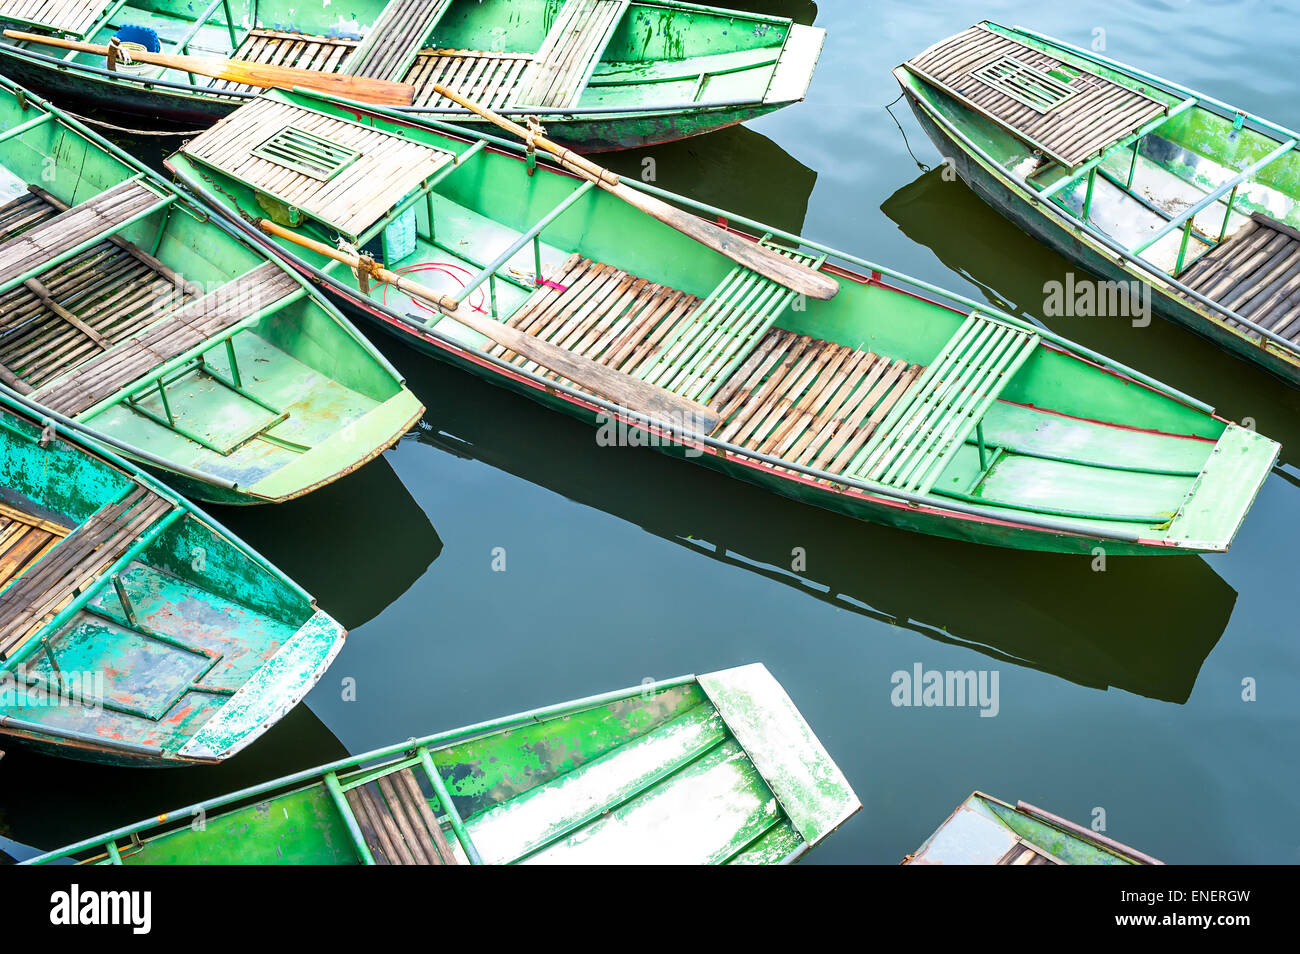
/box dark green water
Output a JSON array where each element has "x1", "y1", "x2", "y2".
[{"x1": 4, "y1": 0, "x2": 1300, "y2": 864}]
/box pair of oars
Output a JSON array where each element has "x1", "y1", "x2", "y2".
[
  {"x1": 3, "y1": 30, "x2": 415, "y2": 105},
  {"x1": 259, "y1": 86, "x2": 840, "y2": 432}
]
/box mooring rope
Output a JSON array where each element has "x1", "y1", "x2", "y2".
[{"x1": 62, "y1": 109, "x2": 209, "y2": 138}]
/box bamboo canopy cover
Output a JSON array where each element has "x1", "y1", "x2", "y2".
[{"x1": 169, "y1": 88, "x2": 1279, "y2": 556}]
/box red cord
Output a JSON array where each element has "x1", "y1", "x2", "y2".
[{"x1": 381, "y1": 261, "x2": 490, "y2": 315}]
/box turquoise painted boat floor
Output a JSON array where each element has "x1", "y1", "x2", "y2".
[
  {"x1": 82, "y1": 334, "x2": 381, "y2": 488},
  {"x1": 7, "y1": 562, "x2": 298, "y2": 754}
]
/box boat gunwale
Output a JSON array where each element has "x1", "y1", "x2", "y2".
[{"x1": 22, "y1": 672, "x2": 709, "y2": 864}]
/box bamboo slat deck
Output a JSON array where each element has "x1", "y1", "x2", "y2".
[
  {"x1": 904, "y1": 25, "x2": 1166, "y2": 168},
  {"x1": 34, "y1": 262, "x2": 299, "y2": 416},
  {"x1": 182, "y1": 97, "x2": 454, "y2": 238},
  {"x1": 212, "y1": 30, "x2": 358, "y2": 96},
  {"x1": 1179, "y1": 212, "x2": 1300, "y2": 342},
  {"x1": 343, "y1": 769, "x2": 458, "y2": 865},
  {"x1": 346, "y1": 0, "x2": 453, "y2": 82},
  {"x1": 0, "y1": 190, "x2": 197, "y2": 393},
  {"x1": 0, "y1": 0, "x2": 110, "y2": 34},
  {"x1": 405, "y1": 50, "x2": 535, "y2": 110},
  {"x1": 0, "y1": 502, "x2": 68, "y2": 594},
  {"x1": 0, "y1": 485, "x2": 173, "y2": 660},
  {"x1": 0, "y1": 180, "x2": 161, "y2": 289},
  {"x1": 512, "y1": 0, "x2": 629, "y2": 109}
]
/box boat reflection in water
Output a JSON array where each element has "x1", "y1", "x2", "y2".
[
  {"x1": 401, "y1": 348, "x2": 1235, "y2": 706},
  {"x1": 881, "y1": 167, "x2": 1300, "y2": 454},
  {"x1": 219, "y1": 456, "x2": 444, "y2": 632}
]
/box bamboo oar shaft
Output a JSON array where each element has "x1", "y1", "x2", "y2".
[
  {"x1": 3, "y1": 31, "x2": 414, "y2": 106},
  {"x1": 430, "y1": 83, "x2": 840, "y2": 301},
  {"x1": 257, "y1": 220, "x2": 720, "y2": 431}
]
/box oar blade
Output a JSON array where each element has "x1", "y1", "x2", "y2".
[{"x1": 206, "y1": 61, "x2": 415, "y2": 106}]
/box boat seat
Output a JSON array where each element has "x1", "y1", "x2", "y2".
[
  {"x1": 637, "y1": 241, "x2": 828, "y2": 402},
  {"x1": 212, "y1": 30, "x2": 359, "y2": 96},
  {"x1": 904, "y1": 24, "x2": 1166, "y2": 168},
  {"x1": 346, "y1": 0, "x2": 455, "y2": 82},
  {"x1": 341, "y1": 768, "x2": 458, "y2": 865},
  {"x1": 0, "y1": 486, "x2": 172, "y2": 660},
  {"x1": 846, "y1": 312, "x2": 1040, "y2": 494},
  {"x1": 0, "y1": 180, "x2": 168, "y2": 292},
  {"x1": 32, "y1": 262, "x2": 301, "y2": 417},
  {"x1": 710, "y1": 329, "x2": 924, "y2": 471},
  {"x1": 1178, "y1": 212, "x2": 1300, "y2": 342},
  {"x1": 405, "y1": 50, "x2": 536, "y2": 110},
  {"x1": 511, "y1": 0, "x2": 630, "y2": 109},
  {"x1": 0, "y1": 0, "x2": 111, "y2": 35}
]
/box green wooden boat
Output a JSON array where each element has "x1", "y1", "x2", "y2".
[
  {"x1": 0, "y1": 75, "x2": 423, "y2": 505},
  {"x1": 0, "y1": 386, "x2": 346, "y2": 767},
  {"x1": 0, "y1": 0, "x2": 824, "y2": 152},
  {"x1": 904, "y1": 791, "x2": 1161, "y2": 865},
  {"x1": 169, "y1": 88, "x2": 1278, "y2": 555},
  {"x1": 895, "y1": 22, "x2": 1300, "y2": 388},
  {"x1": 23, "y1": 663, "x2": 860, "y2": 864}
]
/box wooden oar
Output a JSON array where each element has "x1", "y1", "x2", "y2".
[
  {"x1": 257, "y1": 219, "x2": 721, "y2": 432},
  {"x1": 3, "y1": 31, "x2": 414, "y2": 106},
  {"x1": 432, "y1": 84, "x2": 840, "y2": 302}
]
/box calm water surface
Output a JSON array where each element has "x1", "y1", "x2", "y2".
[{"x1": 4, "y1": 0, "x2": 1300, "y2": 864}]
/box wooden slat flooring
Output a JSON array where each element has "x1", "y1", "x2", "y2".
[
  {"x1": 0, "y1": 486, "x2": 174, "y2": 660},
  {"x1": 1179, "y1": 212, "x2": 1300, "y2": 342},
  {"x1": 0, "y1": 180, "x2": 161, "y2": 290},
  {"x1": 0, "y1": 0, "x2": 110, "y2": 34},
  {"x1": 182, "y1": 97, "x2": 453, "y2": 238},
  {"x1": 405, "y1": 50, "x2": 534, "y2": 110},
  {"x1": 512, "y1": 0, "x2": 629, "y2": 109},
  {"x1": 0, "y1": 502, "x2": 69, "y2": 593},
  {"x1": 33, "y1": 262, "x2": 299, "y2": 416},
  {"x1": 344, "y1": 768, "x2": 458, "y2": 865},
  {"x1": 0, "y1": 189, "x2": 199, "y2": 393},
  {"x1": 905, "y1": 25, "x2": 1165, "y2": 168},
  {"x1": 346, "y1": 0, "x2": 453, "y2": 82},
  {"x1": 212, "y1": 30, "x2": 358, "y2": 96}
]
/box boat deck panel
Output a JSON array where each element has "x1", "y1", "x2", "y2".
[
  {"x1": 181, "y1": 97, "x2": 453, "y2": 238},
  {"x1": 0, "y1": 485, "x2": 173, "y2": 660},
  {"x1": 211, "y1": 30, "x2": 358, "y2": 97},
  {"x1": 346, "y1": 0, "x2": 454, "y2": 82},
  {"x1": 343, "y1": 768, "x2": 458, "y2": 865},
  {"x1": 33, "y1": 262, "x2": 300, "y2": 416},
  {"x1": 511, "y1": 0, "x2": 630, "y2": 109},
  {"x1": 0, "y1": 0, "x2": 111, "y2": 35},
  {"x1": 0, "y1": 190, "x2": 198, "y2": 392},
  {"x1": 0, "y1": 180, "x2": 162, "y2": 289},
  {"x1": 905, "y1": 25, "x2": 1165, "y2": 168},
  {"x1": 1178, "y1": 212, "x2": 1300, "y2": 341},
  {"x1": 0, "y1": 502, "x2": 68, "y2": 593},
  {"x1": 405, "y1": 50, "x2": 535, "y2": 110}
]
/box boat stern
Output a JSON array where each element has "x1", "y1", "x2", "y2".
[
  {"x1": 176, "y1": 609, "x2": 346, "y2": 762},
  {"x1": 244, "y1": 387, "x2": 424, "y2": 503},
  {"x1": 699, "y1": 663, "x2": 860, "y2": 857},
  {"x1": 763, "y1": 24, "x2": 826, "y2": 105},
  {"x1": 1163, "y1": 424, "x2": 1280, "y2": 553}
]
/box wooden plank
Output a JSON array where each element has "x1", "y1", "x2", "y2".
[{"x1": 0, "y1": 0, "x2": 110, "y2": 34}]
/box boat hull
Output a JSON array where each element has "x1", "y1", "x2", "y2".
[
  {"x1": 317, "y1": 265, "x2": 1197, "y2": 556},
  {"x1": 897, "y1": 81, "x2": 1300, "y2": 389},
  {"x1": 0, "y1": 50, "x2": 786, "y2": 152}
]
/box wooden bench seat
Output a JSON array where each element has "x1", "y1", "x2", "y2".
[
  {"x1": 0, "y1": 486, "x2": 173, "y2": 660},
  {"x1": 511, "y1": 0, "x2": 630, "y2": 109},
  {"x1": 346, "y1": 0, "x2": 454, "y2": 82},
  {"x1": 406, "y1": 50, "x2": 535, "y2": 110},
  {"x1": 213, "y1": 29, "x2": 358, "y2": 96},
  {"x1": 0, "y1": 0, "x2": 111, "y2": 35}
]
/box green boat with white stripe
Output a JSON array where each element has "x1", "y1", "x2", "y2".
[{"x1": 25, "y1": 664, "x2": 860, "y2": 864}]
